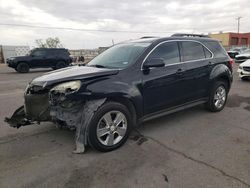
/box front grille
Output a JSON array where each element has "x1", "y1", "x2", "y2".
[{"x1": 243, "y1": 66, "x2": 250, "y2": 72}]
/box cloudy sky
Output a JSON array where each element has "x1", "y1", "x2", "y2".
[{"x1": 0, "y1": 0, "x2": 249, "y2": 49}]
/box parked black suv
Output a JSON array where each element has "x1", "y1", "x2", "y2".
[
  {"x1": 6, "y1": 34, "x2": 233, "y2": 153},
  {"x1": 6, "y1": 48, "x2": 72, "y2": 73}
]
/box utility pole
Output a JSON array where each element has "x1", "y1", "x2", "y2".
[{"x1": 236, "y1": 17, "x2": 242, "y2": 33}]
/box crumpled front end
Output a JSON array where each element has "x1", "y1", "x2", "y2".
[
  {"x1": 5, "y1": 84, "x2": 51, "y2": 128},
  {"x1": 5, "y1": 80, "x2": 106, "y2": 153}
]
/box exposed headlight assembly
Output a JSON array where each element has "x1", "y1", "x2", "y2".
[{"x1": 51, "y1": 80, "x2": 81, "y2": 94}]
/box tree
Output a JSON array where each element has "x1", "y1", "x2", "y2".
[{"x1": 35, "y1": 37, "x2": 63, "y2": 48}]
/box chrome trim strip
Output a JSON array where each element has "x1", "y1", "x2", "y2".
[{"x1": 141, "y1": 40, "x2": 214, "y2": 70}]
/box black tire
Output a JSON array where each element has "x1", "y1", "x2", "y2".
[
  {"x1": 55, "y1": 61, "x2": 66, "y2": 69},
  {"x1": 206, "y1": 81, "x2": 228, "y2": 112},
  {"x1": 88, "y1": 102, "x2": 132, "y2": 152},
  {"x1": 16, "y1": 62, "x2": 29, "y2": 73},
  {"x1": 241, "y1": 77, "x2": 248, "y2": 81}
]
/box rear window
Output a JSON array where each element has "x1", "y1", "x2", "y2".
[
  {"x1": 180, "y1": 41, "x2": 206, "y2": 61},
  {"x1": 202, "y1": 41, "x2": 228, "y2": 58}
]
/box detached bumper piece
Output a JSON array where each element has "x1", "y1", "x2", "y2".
[{"x1": 4, "y1": 106, "x2": 33, "y2": 128}]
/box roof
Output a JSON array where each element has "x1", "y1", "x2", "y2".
[
  {"x1": 34, "y1": 48, "x2": 67, "y2": 50},
  {"x1": 127, "y1": 34, "x2": 218, "y2": 44}
]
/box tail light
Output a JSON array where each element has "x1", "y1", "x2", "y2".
[{"x1": 229, "y1": 58, "x2": 234, "y2": 72}]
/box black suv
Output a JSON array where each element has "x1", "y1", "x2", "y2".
[
  {"x1": 6, "y1": 34, "x2": 233, "y2": 153},
  {"x1": 6, "y1": 48, "x2": 72, "y2": 73}
]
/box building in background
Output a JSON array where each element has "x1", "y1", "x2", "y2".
[
  {"x1": 0, "y1": 45, "x2": 30, "y2": 63},
  {"x1": 209, "y1": 32, "x2": 250, "y2": 49}
]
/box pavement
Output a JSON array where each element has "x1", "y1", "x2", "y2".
[{"x1": 0, "y1": 64, "x2": 249, "y2": 188}]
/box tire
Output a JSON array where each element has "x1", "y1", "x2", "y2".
[
  {"x1": 206, "y1": 81, "x2": 228, "y2": 112},
  {"x1": 241, "y1": 77, "x2": 248, "y2": 81},
  {"x1": 88, "y1": 102, "x2": 132, "y2": 152},
  {"x1": 55, "y1": 61, "x2": 66, "y2": 69},
  {"x1": 16, "y1": 62, "x2": 29, "y2": 73}
]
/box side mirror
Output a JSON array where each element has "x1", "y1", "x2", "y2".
[{"x1": 143, "y1": 58, "x2": 165, "y2": 69}]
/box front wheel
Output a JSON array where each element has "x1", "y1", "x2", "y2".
[
  {"x1": 206, "y1": 81, "x2": 228, "y2": 112},
  {"x1": 16, "y1": 62, "x2": 29, "y2": 73},
  {"x1": 88, "y1": 102, "x2": 132, "y2": 152}
]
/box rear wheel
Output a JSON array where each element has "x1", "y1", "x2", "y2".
[
  {"x1": 16, "y1": 63, "x2": 29, "y2": 73},
  {"x1": 206, "y1": 81, "x2": 228, "y2": 112},
  {"x1": 55, "y1": 61, "x2": 66, "y2": 69},
  {"x1": 88, "y1": 102, "x2": 132, "y2": 152}
]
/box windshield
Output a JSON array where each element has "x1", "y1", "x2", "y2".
[{"x1": 88, "y1": 42, "x2": 150, "y2": 69}]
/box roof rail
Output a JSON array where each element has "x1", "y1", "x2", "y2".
[
  {"x1": 140, "y1": 36, "x2": 158, "y2": 39},
  {"x1": 171, "y1": 33, "x2": 210, "y2": 38}
]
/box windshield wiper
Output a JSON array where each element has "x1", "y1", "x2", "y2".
[{"x1": 88, "y1": 64, "x2": 109, "y2": 68}]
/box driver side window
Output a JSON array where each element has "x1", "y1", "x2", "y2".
[{"x1": 147, "y1": 42, "x2": 180, "y2": 65}]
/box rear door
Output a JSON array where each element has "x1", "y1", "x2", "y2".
[
  {"x1": 142, "y1": 41, "x2": 187, "y2": 115},
  {"x1": 44, "y1": 50, "x2": 57, "y2": 67},
  {"x1": 179, "y1": 41, "x2": 213, "y2": 101}
]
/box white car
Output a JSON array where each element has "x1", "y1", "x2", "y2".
[
  {"x1": 237, "y1": 59, "x2": 250, "y2": 80},
  {"x1": 235, "y1": 49, "x2": 250, "y2": 63}
]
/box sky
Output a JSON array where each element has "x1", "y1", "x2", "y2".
[{"x1": 0, "y1": 0, "x2": 249, "y2": 49}]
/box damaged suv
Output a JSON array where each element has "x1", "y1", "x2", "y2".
[{"x1": 6, "y1": 34, "x2": 233, "y2": 153}]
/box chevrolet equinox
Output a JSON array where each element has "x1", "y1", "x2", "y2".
[{"x1": 6, "y1": 34, "x2": 233, "y2": 152}]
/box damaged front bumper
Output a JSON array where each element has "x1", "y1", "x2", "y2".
[
  {"x1": 5, "y1": 89, "x2": 51, "y2": 128},
  {"x1": 5, "y1": 81, "x2": 106, "y2": 153},
  {"x1": 5, "y1": 106, "x2": 33, "y2": 128},
  {"x1": 5, "y1": 83, "x2": 85, "y2": 129}
]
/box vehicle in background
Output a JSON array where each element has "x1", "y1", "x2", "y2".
[
  {"x1": 6, "y1": 48, "x2": 72, "y2": 73},
  {"x1": 235, "y1": 49, "x2": 250, "y2": 63},
  {"x1": 227, "y1": 48, "x2": 244, "y2": 58},
  {"x1": 237, "y1": 59, "x2": 250, "y2": 80},
  {"x1": 227, "y1": 47, "x2": 249, "y2": 58},
  {"x1": 6, "y1": 34, "x2": 233, "y2": 152}
]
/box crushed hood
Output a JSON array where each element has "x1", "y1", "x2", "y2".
[{"x1": 31, "y1": 65, "x2": 119, "y2": 87}]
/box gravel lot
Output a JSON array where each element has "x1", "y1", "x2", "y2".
[{"x1": 0, "y1": 64, "x2": 249, "y2": 188}]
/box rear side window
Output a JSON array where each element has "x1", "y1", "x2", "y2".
[
  {"x1": 202, "y1": 41, "x2": 228, "y2": 58},
  {"x1": 147, "y1": 42, "x2": 180, "y2": 65},
  {"x1": 32, "y1": 50, "x2": 46, "y2": 57},
  {"x1": 57, "y1": 50, "x2": 70, "y2": 56},
  {"x1": 180, "y1": 41, "x2": 206, "y2": 61}
]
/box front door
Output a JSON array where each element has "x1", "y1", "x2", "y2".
[
  {"x1": 30, "y1": 50, "x2": 46, "y2": 68},
  {"x1": 142, "y1": 41, "x2": 186, "y2": 115}
]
